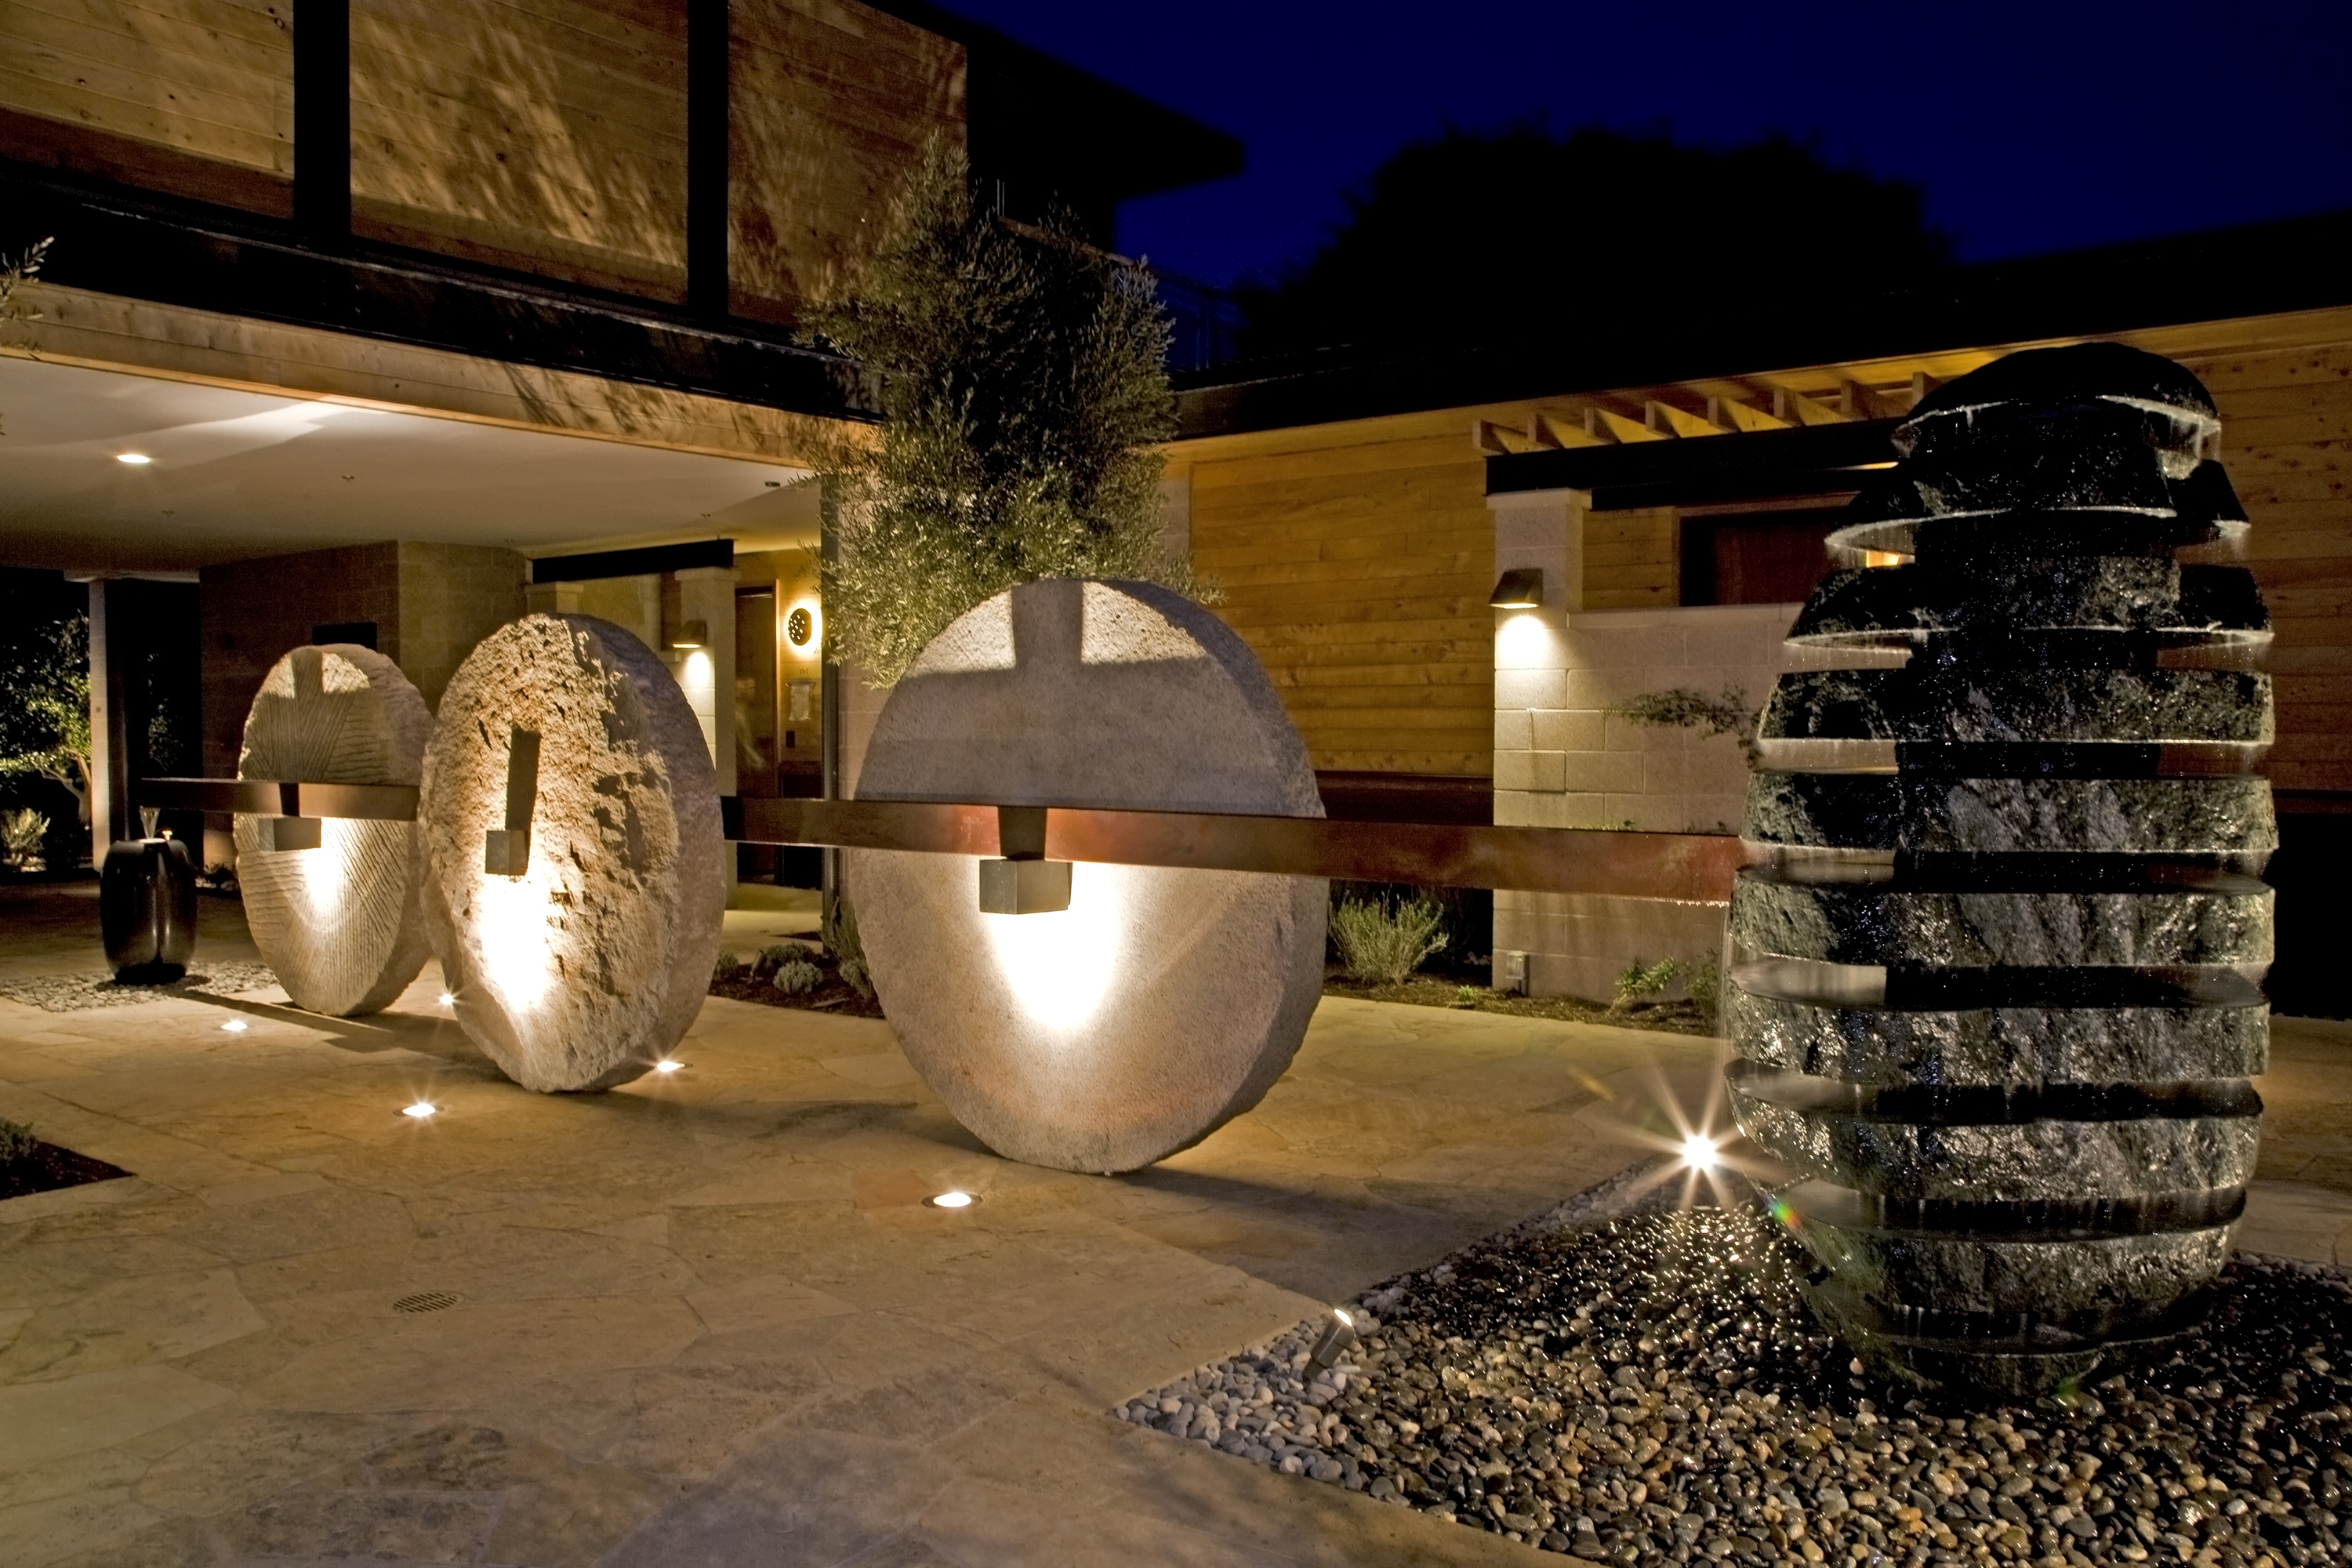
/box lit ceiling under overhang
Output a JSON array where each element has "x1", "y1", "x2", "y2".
[{"x1": 0, "y1": 356, "x2": 818, "y2": 574}]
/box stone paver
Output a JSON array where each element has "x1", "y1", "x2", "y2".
[{"x1": 1, "y1": 887, "x2": 2347, "y2": 1566}]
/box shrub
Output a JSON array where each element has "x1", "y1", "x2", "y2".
[
  {"x1": 0, "y1": 1116, "x2": 34, "y2": 1163},
  {"x1": 1331, "y1": 893, "x2": 1447, "y2": 984},
  {"x1": 1606, "y1": 685, "x2": 1761, "y2": 767},
  {"x1": 822, "y1": 896, "x2": 873, "y2": 1000},
  {"x1": 773, "y1": 959, "x2": 824, "y2": 996},
  {"x1": 2, "y1": 808, "x2": 47, "y2": 870},
  {"x1": 1612, "y1": 955, "x2": 1721, "y2": 1026},
  {"x1": 713, "y1": 950, "x2": 742, "y2": 982}
]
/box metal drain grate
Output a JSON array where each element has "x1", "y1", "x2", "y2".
[{"x1": 391, "y1": 1290, "x2": 462, "y2": 1314}]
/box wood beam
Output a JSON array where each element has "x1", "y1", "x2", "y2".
[
  {"x1": 1774, "y1": 387, "x2": 1853, "y2": 426},
  {"x1": 1592, "y1": 406, "x2": 1666, "y2": 443},
  {"x1": 1647, "y1": 400, "x2": 1727, "y2": 438},
  {"x1": 1711, "y1": 396, "x2": 1792, "y2": 434},
  {"x1": 1535, "y1": 412, "x2": 1609, "y2": 448}
]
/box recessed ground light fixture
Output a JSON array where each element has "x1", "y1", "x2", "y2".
[
  {"x1": 437, "y1": 992, "x2": 454, "y2": 1006},
  {"x1": 402, "y1": 1102, "x2": 437, "y2": 1120},
  {"x1": 669, "y1": 619, "x2": 708, "y2": 650},
  {"x1": 1489, "y1": 568, "x2": 1544, "y2": 608},
  {"x1": 1679, "y1": 1133, "x2": 1720, "y2": 1172},
  {"x1": 116, "y1": 452, "x2": 153, "y2": 465},
  {"x1": 652, "y1": 1058, "x2": 682, "y2": 1074},
  {"x1": 924, "y1": 1190, "x2": 976, "y2": 1209},
  {"x1": 220, "y1": 1019, "x2": 249, "y2": 1033},
  {"x1": 1309, "y1": 1305, "x2": 1359, "y2": 1367}
]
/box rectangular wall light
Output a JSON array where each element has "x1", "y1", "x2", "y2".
[
  {"x1": 978, "y1": 856, "x2": 1073, "y2": 915},
  {"x1": 1489, "y1": 568, "x2": 1544, "y2": 608},
  {"x1": 266, "y1": 815, "x2": 323, "y2": 851}
]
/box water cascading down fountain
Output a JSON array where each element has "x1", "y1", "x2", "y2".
[{"x1": 1725, "y1": 342, "x2": 2274, "y2": 1394}]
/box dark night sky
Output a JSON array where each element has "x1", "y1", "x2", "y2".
[{"x1": 942, "y1": 0, "x2": 2352, "y2": 289}]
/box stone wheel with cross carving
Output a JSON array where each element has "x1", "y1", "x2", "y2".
[
  {"x1": 849, "y1": 579, "x2": 1330, "y2": 1173},
  {"x1": 234, "y1": 644, "x2": 434, "y2": 1016},
  {"x1": 419, "y1": 615, "x2": 724, "y2": 1092}
]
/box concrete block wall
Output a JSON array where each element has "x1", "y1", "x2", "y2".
[
  {"x1": 201, "y1": 543, "x2": 404, "y2": 777},
  {"x1": 1488, "y1": 489, "x2": 1792, "y2": 1004},
  {"x1": 394, "y1": 543, "x2": 528, "y2": 713}
]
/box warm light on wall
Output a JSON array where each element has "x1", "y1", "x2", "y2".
[
  {"x1": 1495, "y1": 610, "x2": 1562, "y2": 669},
  {"x1": 982, "y1": 861, "x2": 1120, "y2": 1028},
  {"x1": 783, "y1": 599, "x2": 821, "y2": 658}
]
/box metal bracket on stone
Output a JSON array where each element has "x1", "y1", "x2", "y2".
[{"x1": 483, "y1": 727, "x2": 539, "y2": 878}]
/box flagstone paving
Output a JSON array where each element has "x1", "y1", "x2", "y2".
[{"x1": 1, "y1": 888, "x2": 2347, "y2": 1566}]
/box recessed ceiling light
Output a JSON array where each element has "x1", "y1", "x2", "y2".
[{"x1": 117, "y1": 452, "x2": 152, "y2": 465}]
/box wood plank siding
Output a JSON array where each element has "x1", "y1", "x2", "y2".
[
  {"x1": 0, "y1": 0, "x2": 295, "y2": 214},
  {"x1": 728, "y1": 0, "x2": 964, "y2": 325},
  {"x1": 350, "y1": 0, "x2": 691, "y2": 299},
  {"x1": 1170, "y1": 307, "x2": 2352, "y2": 790},
  {"x1": 1171, "y1": 408, "x2": 1512, "y2": 778}
]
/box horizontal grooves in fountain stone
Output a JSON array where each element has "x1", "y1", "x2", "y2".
[
  {"x1": 1776, "y1": 1178, "x2": 2246, "y2": 1239},
  {"x1": 1788, "y1": 1219, "x2": 2234, "y2": 1328},
  {"x1": 1787, "y1": 561, "x2": 2267, "y2": 644},
  {"x1": 1728, "y1": 1080, "x2": 2260, "y2": 1201},
  {"x1": 1742, "y1": 774, "x2": 2277, "y2": 854},
  {"x1": 1722, "y1": 990, "x2": 2269, "y2": 1084},
  {"x1": 1730, "y1": 957, "x2": 2267, "y2": 1011},
  {"x1": 1803, "y1": 1277, "x2": 2216, "y2": 1360},
  {"x1": 1729, "y1": 873, "x2": 2273, "y2": 967},
  {"x1": 1726, "y1": 1061, "x2": 2260, "y2": 1125},
  {"x1": 1761, "y1": 668, "x2": 2271, "y2": 743}
]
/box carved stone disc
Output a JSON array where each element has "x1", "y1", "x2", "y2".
[
  {"x1": 420, "y1": 615, "x2": 724, "y2": 1092},
  {"x1": 850, "y1": 579, "x2": 1327, "y2": 1172},
  {"x1": 234, "y1": 644, "x2": 432, "y2": 1016}
]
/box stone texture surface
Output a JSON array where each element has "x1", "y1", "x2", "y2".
[
  {"x1": 1729, "y1": 344, "x2": 2275, "y2": 1392},
  {"x1": 419, "y1": 615, "x2": 723, "y2": 1093},
  {"x1": 851, "y1": 579, "x2": 1327, "y2": 1173},
  {"x1": 233, "y1": 645, "x2": 434, "y2": 1017}
]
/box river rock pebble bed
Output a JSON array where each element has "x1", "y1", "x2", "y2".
[
  {"x1": 0, "y1": 962, "x2": 283, "y2": 1012},
  {"x1": 1115, "y1": 1202, "x2": 2352, "y2": 1565}
]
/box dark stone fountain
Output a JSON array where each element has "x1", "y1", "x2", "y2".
[{"x1": 1725, "y1": 343, "x2": 2274, "y2": 1395}]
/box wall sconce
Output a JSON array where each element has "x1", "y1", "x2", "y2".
[
  {"x1": 669, "y1": 619, "x2": 708, "y2": 651},
  {"x1": 1489, "y1": 568, "x2": 1544, "y2": 608},
  {"x1": 483, "y1": 727, "x2": 539, "y2": 877},
  {"x1": 978, "y1": 804, "x2": 1072, "y2": 914}
]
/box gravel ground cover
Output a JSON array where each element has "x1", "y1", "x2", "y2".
[
  {"x1": 1116, "y1": 1191, "x2": 2352, "y2": 1566},
  {"x1": 0, "y1": 961, "x2": 282, "y2": 1012}
]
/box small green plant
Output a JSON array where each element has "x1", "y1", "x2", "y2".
[
  {"x1": 1607, "y1": 684, "x2": 1761, "y2": 767},
  {"x1": 773, "y1": 958, "x2": 824, "y2": 996},
  {"x1": 1331, "y1": 892, "x2": 1448, "y2": 984},
  {"x1": 822, "y1": 896, "x2": 873, "y2": 1000},
  {"x1": 1685, "y1": 956, "x2": 1722, "y2": 1030},
  {"x1": 713, "y1": 950, "x2": 742, "y2": 982},
  {"x1": 1612, "y1": 956, "x2": 1685, "y2": 1011},
  {"x1": 1451, "y1": 984, "x2": 1480, "y2": 1009},
  {"x1": 0, "y1": 1116, "x2": 34, "y2": 1163},
  {"x1": 2, "y1": 808, "x2": 47, "y2": 870}
]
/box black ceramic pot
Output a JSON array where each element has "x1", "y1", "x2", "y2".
[{"x1": 100, "y1": 836, "x2": 198, "y2": 983}]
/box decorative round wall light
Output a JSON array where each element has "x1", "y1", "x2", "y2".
[
  {"x1": 785, "y1": 602, "x2": 818, "y2": 650},
  {"x1": 234, "y1": 644, "x2": 434, "y2": 1016},
  {"x1": 850, "y1": 579, "x2": 1327, "y2": 1174},
  {"x1": 419, "y1": 615, "x2": 724, "y2": 1093}
]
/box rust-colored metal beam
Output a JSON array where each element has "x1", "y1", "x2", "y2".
[
  {"x1": 136, "y1": 780, "x2": 1744, "y2": 902},
  {"x1": 136, "y1": 779, "x2": 421, "y2": 822},
  {"x1": 729, "y1": 797, "x2": 1742, "y2": 903}
]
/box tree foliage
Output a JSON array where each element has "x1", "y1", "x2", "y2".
[
  {"x1": 1609, "y1": 684, "x2": 1760, "y2": 768},
  {"x1": 806, "y1": 140, "x2": 1203, "y2": 686},
  {"x1": 1239, "y1": 125, "x2": 1951, "y2": 359},
  {"x1": 0, "y1": 611, "x2": 91, "y2": 825}
]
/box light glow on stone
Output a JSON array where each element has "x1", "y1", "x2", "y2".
[
  {"x1": 925, "y1": 1190, "x2": 974, "y2": 1209},
  {"x1": 1495, "y1": 609, "x2": 1561, "y2": 669},
  {"x1": 475, "y1": 865, "x2": 555, "y2": 1011},
  {"x1": 403, "y1": 1102, "x2": 436, "y2": 1119},
  {"x1": 982, "y1": 861, "x2": 1120, "y2": 1029}
]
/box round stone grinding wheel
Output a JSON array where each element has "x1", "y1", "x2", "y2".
[
  {"x1": 849, "y1": 579, "x2": 1327, "y2": 1174},
  {"x1": 234, "y1": 644, "x2": 433, "y2": 1016},
  {"x1": 419, "y1": 615, "x2": 724, "y2": 1092}
]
